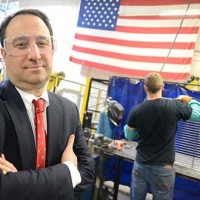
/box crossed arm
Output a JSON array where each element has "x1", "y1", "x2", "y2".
[
  {"x1": 0, "y1": 134, "x2": 77, "y2": 174},
  {"x1": 0, "y1": 134, "x2": 79, "y2": 200},
  {"x1": 0, "y1": 154, "x2": 17, "y2": 174}
]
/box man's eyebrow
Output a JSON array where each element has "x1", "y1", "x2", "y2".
[{"x1": 12, "y1": 36, "x2": 29, "y2": 42}]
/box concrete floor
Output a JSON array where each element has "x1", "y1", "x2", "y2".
[{"x1": 93, "y1": 180, "x2": 153, "y2": 200}]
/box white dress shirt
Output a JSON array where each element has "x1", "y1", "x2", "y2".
[{"x1": 16, "y1": 87, "x2": 81, "y2": 188}]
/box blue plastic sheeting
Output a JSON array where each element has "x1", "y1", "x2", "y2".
[
  {"x1": 107, "y1": 76, "x2": 200, "y2": 139},
  {"x1": 107, "y1": 77, "x2": 146, "y2": 139},
  {"x1": 174, "y1": 176, "x2": 200, "y2": 200},
  {"x1": 105, "y1": 76, "x2": 200, "y2": 199}
]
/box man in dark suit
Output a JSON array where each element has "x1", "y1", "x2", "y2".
[{"x1": 0, "y1": 8, "x2": 95, "y2": 200}]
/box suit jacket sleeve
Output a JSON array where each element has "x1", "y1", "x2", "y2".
[
  {"x1": 0, "y1": 164, "x2": 74, "y2": 200},
  {"x1": 46, "y1": 92, "x2": 95, "y2": 197},
  {"x1": 69, "y1": 103, "x2": 96, "y2": 197}
]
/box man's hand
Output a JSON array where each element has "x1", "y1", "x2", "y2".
[
  {"x1": 61, "y1": 134, "x2": 77, "y2": 168},
  {"x1": 177, "y1": 95, "x2": 193, "y2": 104},
  {"x1": 0, "y1": 154, "x2": 18, "y2": 174}
]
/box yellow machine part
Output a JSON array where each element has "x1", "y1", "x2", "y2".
[
  {"x1": 185, "y1": 78, "x2": 200, "y2": 91},
  {"x1": 47, "y1": 71, "x2": 65, "y2": 92},
  {"x1": 80, "y1": 77, "x2": 91, "y2": 124}
]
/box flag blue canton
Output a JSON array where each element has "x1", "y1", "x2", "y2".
[{"x1": 77, "y1": 0, "x2": 120, "y2": 31}]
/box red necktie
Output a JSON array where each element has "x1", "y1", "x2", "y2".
[{"x1": 33, "y1": 98, "x2": 46, "y2": 169}]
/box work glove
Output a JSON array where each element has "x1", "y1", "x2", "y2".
[{"x1": 177, "y1": 95, "x2": 193, "y2": 104}]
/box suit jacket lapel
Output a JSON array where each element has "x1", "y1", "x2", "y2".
[
  {"x1": 0, "y1": 80, "x2": 36, "y2": 169},
  {"x1": 46, "y1": 93, "x2": 62, "y2": 166}
]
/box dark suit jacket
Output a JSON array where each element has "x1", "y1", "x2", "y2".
[{"x1": 0, "y1": 80, "x2": 95, "y2": 200}]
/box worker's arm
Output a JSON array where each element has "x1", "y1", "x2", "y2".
[
  {"x1": 124, "y1": 125, "x2": 139, "y2": 141},
  {"x1": 178, "y1": 95, "x2": 200, "y2": 122},
  {"x1": 188, "y1": 99, "x2": 200, "y2": 122}
]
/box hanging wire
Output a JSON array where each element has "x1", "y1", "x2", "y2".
[{"x1": 160, "y1": 0, "x2": 193, "y2": 72}]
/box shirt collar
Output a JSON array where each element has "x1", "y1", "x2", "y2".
[{"x1": 15, "y1": 87, "x2": 49, "y2": 110}]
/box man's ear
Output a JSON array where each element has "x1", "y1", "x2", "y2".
[
  {"x1": 161, "y1": 83, "x2": 164, "y2": 90},
  {"x1": 0, "y1": 48, "x2": 6, "y2": 62},
  {"x1": 144, "y1": 85, "x2": 148, "y2": 92}
]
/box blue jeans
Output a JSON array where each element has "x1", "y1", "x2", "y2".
[{"x1": 131, "y1": 161, "x2": 175, "y2": 200}]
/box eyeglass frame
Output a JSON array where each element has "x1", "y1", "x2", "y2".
[{"x1": 3, "y1": 34, "x2": 56, "y2": 57}]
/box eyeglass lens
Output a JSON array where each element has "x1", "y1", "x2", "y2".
[{"x1": 4, "y1": 35, "x2": 55, "y2": 56}]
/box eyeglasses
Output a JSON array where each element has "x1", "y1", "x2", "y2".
[{"x1": 3, "y1": 35, "x2": 56, "y2": 57}]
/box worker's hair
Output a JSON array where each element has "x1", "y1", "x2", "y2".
[
  {"x1": 0, "y1": 8, "x2": 53, "y2": 47},
  {"x1": 144, "y1": 73, "x2": 163, "y2": 94}
]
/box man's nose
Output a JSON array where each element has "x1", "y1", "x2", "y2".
[{"x1": 27, "y1": 44, "x2": 41, "y2": 58}]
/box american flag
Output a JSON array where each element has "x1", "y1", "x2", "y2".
[{"x1": 70, "y1": 0, "x2": 200, "y2": 82}]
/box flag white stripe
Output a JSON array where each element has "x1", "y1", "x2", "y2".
[
  {"x1": 73, "y1": 39, "x2": 194, "y2": 58},
  {"x1": 117, "y1": 18, "x2": 200, "y2": 28},
  {"x1": 76, "y1": 27, "x2": 198, "y2": 42},
  {"x1": 70, "y1": 51, "x2": 190, "y2": 72}
]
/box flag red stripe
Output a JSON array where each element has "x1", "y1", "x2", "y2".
[
  {"x1": 70, "y1": 56, "x2": 190, "y2": 81},
  {"x1": 118, "y1": 15, "x2": 200, "y2": 20},
  {"x1": 116, "y1": 26, "x2": 199, "y2": 34},
  {"x1": 72, "y1": 45, "x2": 192, "y2": 64},
  {"x1": 121, "y1": 0, "x2": 199, "y2": 6},
  {"x1": 75, "y1": 33, "x2": 195, "y2": 49}
]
